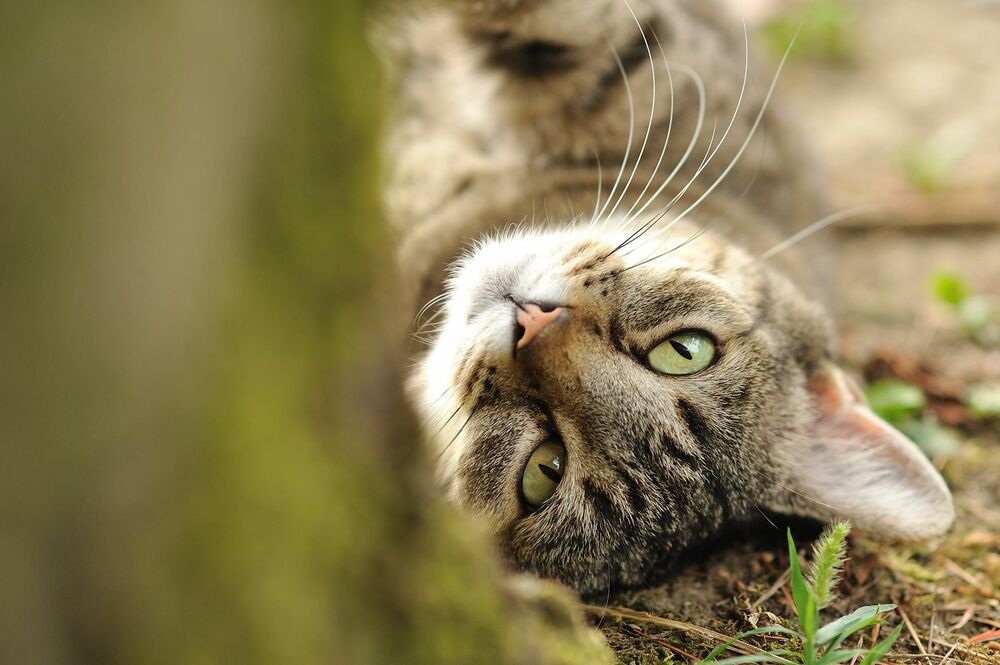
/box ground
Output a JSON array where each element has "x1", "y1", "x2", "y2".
[{"x1": 591, "y1": 1, "x2": 1000, "y2": 662}]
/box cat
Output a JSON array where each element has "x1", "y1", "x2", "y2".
[{"x1": 377, "y1": 0, "x2": 954, "y2": 594}]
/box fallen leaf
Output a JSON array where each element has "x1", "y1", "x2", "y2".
[{"x1": 969, "y1": 628, "x2": 1000, "y2": 644}]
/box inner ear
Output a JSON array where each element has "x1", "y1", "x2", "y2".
[{"x1": 786, "y1": 362, "x2": 954, "y2": 539}]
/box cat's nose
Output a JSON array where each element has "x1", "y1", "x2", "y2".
[{"x1": 515, "y1": 302, "x2": 564, "y2": 349}]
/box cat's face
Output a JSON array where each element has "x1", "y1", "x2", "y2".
[{"x1": 409, "y1": 216, "x2": 954, "y2": 594}]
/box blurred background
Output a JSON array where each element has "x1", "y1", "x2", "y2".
[{"x1": 1, "y1": 0, "x2": 996, "y2": 663}]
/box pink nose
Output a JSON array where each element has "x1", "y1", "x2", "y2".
[{"x1": 516, "y1": 303, "x2": 564, "y2": 349}]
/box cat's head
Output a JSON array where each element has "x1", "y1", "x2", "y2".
[{"x1": 409, "y1": 216, "x2": 954, "y2": 594}]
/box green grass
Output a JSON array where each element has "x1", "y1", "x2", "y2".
[
  {"x1": 931, "y1": 271, "x2": 999, "y2": 347},
  {"x1": 760, "y1": 0, "x2": 857, "y2": 64},
  {"x1": 697, "y1": 524, "x2": 902, "y2": 665}
]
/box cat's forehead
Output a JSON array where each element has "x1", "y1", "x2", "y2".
[{"x1": 451, "y1": 218, "x2": 746, "y2": 292}]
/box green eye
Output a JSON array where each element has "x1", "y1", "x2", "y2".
[
  {"x1": 648, "y1": 331, "x2": 716, "y2": 375},
  {"x1": 520, "y1": 440, "x2": 566, "y2": 510}
]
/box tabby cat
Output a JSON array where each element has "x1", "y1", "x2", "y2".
[{"x1": 378, "y1": 0, "x2": 954, "y2": 594}]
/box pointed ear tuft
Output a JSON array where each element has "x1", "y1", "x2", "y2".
[{"x1": 787, "y1": 362, "x2": 954, "y2": 539}]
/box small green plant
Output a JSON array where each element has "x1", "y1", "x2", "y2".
[
  {"x1": 900, "y1": 123, "x2": 971, "y2": 194},
  {"x1": 930, "y1": 271, "x2": 999, "y2": 346},
  {"x1": 861, "y1": 380, "x2": 959, "y2": 460},
  {"x1": 863, "y1": 379, "x2": 926, "y2": 423},
  {"x1": 969, "y1": 382, "x2": 1000, "y2": 419},
  {"x1": 760, "y1": 0, "x2": 857, "y2": 63},
  {"x1": 698, "y1": 523, "x2": 903, "y2": 665}
]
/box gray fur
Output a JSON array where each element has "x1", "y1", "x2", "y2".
[{"x1": 377, "y1": 0, "x2": 953, "y2": 594}]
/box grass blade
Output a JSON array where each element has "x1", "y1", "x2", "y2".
[
  {"x1": 700, "y1": 626, "x2": 802, "y2": 663},
  {"x1": 787, "y1": 529, "x2": 812, "y2": 622},
  {"x1": 858, "y1": 624, "x2": 904, "y2": 665},
  {"x1": 814, "y1": 604, "x2": 896, "y2": 646},
  {"x1": 701, "y1": 655, "x2": 792, "y2": 665},
  {"x1": 815, "y1": 648, "x2": 869, "y2": 665}
]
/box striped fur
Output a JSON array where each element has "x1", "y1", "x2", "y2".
[{"x1": 379, "y1": 0, "x2": 953, "y2": 594}]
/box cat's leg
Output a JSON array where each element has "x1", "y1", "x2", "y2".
[{"x1": 450, "y1": 0, "x2": 720, "y2": 161}]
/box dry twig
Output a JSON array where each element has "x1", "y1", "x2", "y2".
[{"x1": 582, "y1": 604, "x2": 765, "y2": 658}]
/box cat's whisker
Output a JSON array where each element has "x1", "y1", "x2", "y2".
[
  {"x1": 423, "y1": 394, "x2": 458, "y2": 426},
  {"x1": 431, "y1": 403, "x2": 464, "y2": 438},
  {"x1": 609, "y1": 70, "x2": 718, "y2": 255},
  {"x1": 599, "y1": 58, "x2": 708, "y2": 259},
  {"x1": 591, "y1": 147, "x2": 603, "y2": 222},
  {"x1": 622, "y1": 30, "x2": 675, "y2": 223},
  {"x1": 622, "y1": 219, "x2": 716, "y2": 271},
  {"x1": 617, "y1": 63, "x2": 707, "y2": 230},
  {"x1": 756, "y1": 205, "x2": 880, "y2": 263},
  {"x1": 601, "y1": 0, "x2": 658, "y2": 225},
  {"x1": 426, "y1": 385, "x2": 453, "y2": 410},
  {"x1": 594, "y1": 562, "x2": 613, "y2": 629},
  {"x1": 414, "y1": 290, "x2": 451, "y2": 327},
  {"x1": 614, "y1": 126, "x2": 718, "y2": 262},
  {"x1": 620, "y1": 12, "x2": 751, "y2": 257},
  {"x1": 623, "y1": 13, "x2": 750, "y2": 233},
  {"x1": 593, "y1": 40, "x2": 637, "y2": 227},
  {"x1": 412, "y1": 316, "x2": 449, "y2": 343},
  {"x1": 755, "y1": 469, "x2": 838, "y2": 512},
  {"x1": 602, "y1": 204, "x2": 672, "y2": 259},
  {"x1": 657, "y1": 16, "x2": 801, "y2": 233},
  {"x1": 753, "y1": 502, "x2": 780, "y2": 531},
  {"x1": 419, "y1": 397, "x2": 459, "y2": 434},
  {"x1": 736, "y1": 112, "x2": 769, "y2": 201},
  {"x1": 435, "y1": 402, "x2": 481, "y2": 462}
]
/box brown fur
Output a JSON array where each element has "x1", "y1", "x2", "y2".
[{"x1": 377, "y1": 0, "x2": 953, "y2": 594}]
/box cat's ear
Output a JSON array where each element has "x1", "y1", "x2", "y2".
[{"x1": 787, "y1": 362, "x2": 954, "y2": 539}]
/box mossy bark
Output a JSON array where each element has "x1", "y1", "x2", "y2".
[{"x1": 0, "y1": 1, "x2": 612, "y2": 664}]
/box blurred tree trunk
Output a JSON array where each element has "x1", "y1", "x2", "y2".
[{"x1": 0, "y1": 1, "x2": 611, "y2": 664}]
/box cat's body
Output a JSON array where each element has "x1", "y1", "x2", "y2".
[
  {"x1": 378, "y1": 0, "x2": 953, "y2": 594},
  {"x1": 383, "y1": 0, "x2": 827, "y2": 310}
]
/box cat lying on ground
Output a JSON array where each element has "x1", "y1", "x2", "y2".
[{"x1": 377, "y1": 0, "x2": 953, "y2": 594}]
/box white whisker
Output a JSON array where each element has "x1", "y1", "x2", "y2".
[
  {"x1": 659, "y1": 16, "x2": 799, "y2": 232},
  {"x1": 622, "y1": 63, "x2": 706, "y2": 226},
  {"x1": 623, "y1": 11, "x2": 751, "y2": 258},
  {"x1": 591, "y1": 148, "x2": 603, "y2": 221},
  {"x1": 603, "y1": 0, "x2": 657, "y2": 224},
  {"x1": 593, "y1": 40, "x2": 637, "y2": 227},
  {"x1": 757, "y1": 205, "x2": 879, "y2": 262},
  {"x1": 622, "y1": 30, "x2": 675, "y2": 222}
]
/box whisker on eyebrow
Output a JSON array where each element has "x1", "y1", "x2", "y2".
[
  {"x1": 601, "y1": 0, "x2": 657, "y2": 226},
  {"x1": 656, "y1": 15, "x2": 801, "y2": 234},
  {"x1": 592, "y1": 39, "x2": 637, "y2": 228},
  {"x1": 756, "y1": 205, "x2": 881, "y2": 263},
  {"x1": 616, "y1": 9, "x2": 749, "y2": 254},
  {"x1": 614, "y1": 19, "x2": 749, "y2": 264},
  {"x1": 621, "y1": 27, "x2": 675, "y2": 224},
  {"x1": 621, "y1": 219, "x2": 716, "y2": 271},
  {"x1": 605, "y1": 61, "x2": 707, "y2": 250},
  {"x1": 603, "y1": 67, "x2": 711, "y2": 259},
  {"x1": 624, "y1": 11, "x2": 802, "y2": 270},
  {"x1": 615, "y1": 106, "x2": 720, "y2": 258}
]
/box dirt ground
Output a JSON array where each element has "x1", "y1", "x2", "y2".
[{"x1": 594, "y1": 1, "x2": 1000, "y2": 662}]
